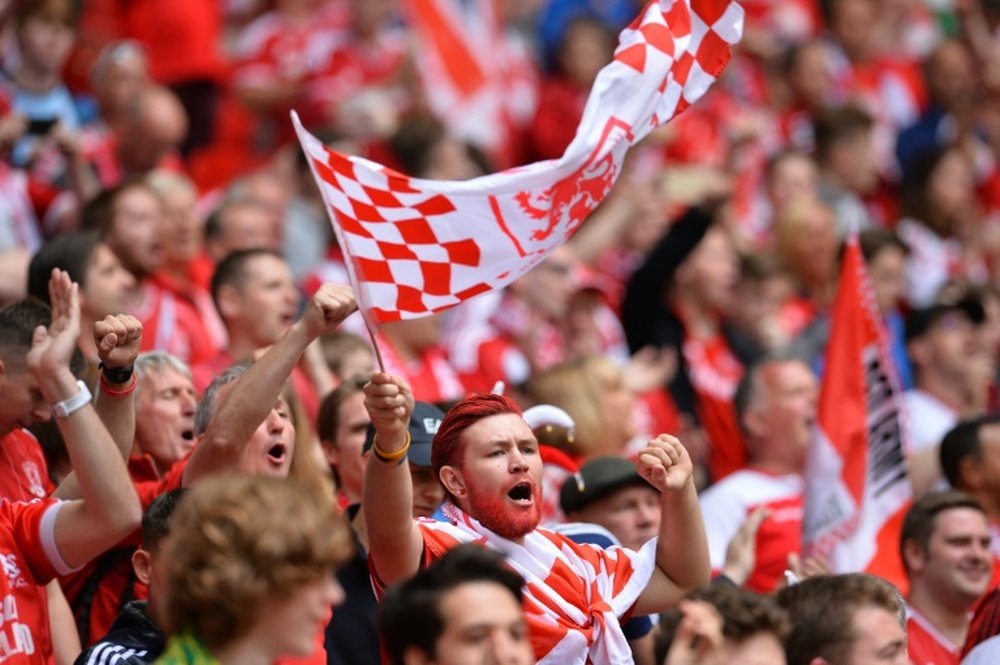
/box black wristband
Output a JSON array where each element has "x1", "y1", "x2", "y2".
[{"x1": 99, "y1": 362, "x2": 134, "y2": 384}]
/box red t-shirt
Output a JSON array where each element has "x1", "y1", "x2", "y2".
[
  {"x1": 0, "y1": 498, "x2": 71, "y2": 664},
  {"x1": 132, "y1": 282, "x2": 217, "y2": 366},
  {"x1": 907, "y1": 605, "x2": 960, "y2": 665},
  {"x1": 0, "y1": 431, "x2": 56, "y2": 663},
  {"x1": 0, "y1": 431, "x2": 54, "y2": 503}
]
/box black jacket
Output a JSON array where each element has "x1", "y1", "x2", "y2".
[{"x1": 74, "y1": 601, "x2": 165, "y2": 665}]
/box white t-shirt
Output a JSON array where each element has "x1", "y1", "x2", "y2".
[
  {"x1": 902, "y1": 389, "x2": 957, "y2": 455},
  {"x1": 963, "y1": 635, "x2": 1000, "y2": 664},
  {"x1": 699, "y1": 469, "x2": 804, "y2": 592}
]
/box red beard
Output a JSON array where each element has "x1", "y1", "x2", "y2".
[{"x1": 466, "y1": 482, "x2": 542, "y2": 540}]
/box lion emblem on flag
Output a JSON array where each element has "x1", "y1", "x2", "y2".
[{"x1": 513, "y1": 117, "x2": 634, "y2": 244}]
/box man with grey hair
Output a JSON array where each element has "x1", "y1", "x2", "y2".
[
  {"x1": 131, "y1": 352, "x2": 197, "y2": 480},
  {"x1": 698, "y1": 353, "x2": 819, "y2": 593}
]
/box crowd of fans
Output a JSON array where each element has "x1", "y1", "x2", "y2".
[{"x1": 4, "y1": 0, "x2": 1000, "y2": 663}]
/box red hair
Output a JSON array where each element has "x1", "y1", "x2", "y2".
[{"x1": 432, "y1": 394, "x2": 522, "y2": 476}]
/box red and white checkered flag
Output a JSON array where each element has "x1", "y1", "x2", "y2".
[{"x1": 294, "y1": 0, "x2": 743, "y2": 325}]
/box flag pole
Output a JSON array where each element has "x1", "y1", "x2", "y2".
[{"x1": 365, "y1": 319, "x2": 386, "y2": 373}]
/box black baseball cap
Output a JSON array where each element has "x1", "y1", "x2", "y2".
[
  {"x1": 559, "y1": 456, "x2": 652, "y2": 514},
  {"x1": 905, "y1": 297, "x2": 985, "y2": 343},
  {"x1": 363, "y1": 401, "x2": 445, "y2": 468}
]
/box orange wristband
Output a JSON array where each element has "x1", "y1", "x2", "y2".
[
  {"x1": 99, "y1": 373, "x2": 137, "y2": 398},
  {"x1": 372, "y1": 431, "x2": 411, "y2": 464}
]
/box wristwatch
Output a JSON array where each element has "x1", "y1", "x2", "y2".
[
  {"x1": 99, "y1": 362, "x2": 134, "y2": 384},
  {"x1": 52, "y1": 380, "x2": 92, "y2": 418}
]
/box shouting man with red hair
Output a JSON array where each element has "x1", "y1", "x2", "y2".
[{"x1": 363, "y1": 372, "x2": 709, "y2": 664}]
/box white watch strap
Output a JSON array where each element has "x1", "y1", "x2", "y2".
[{"x1": 51, "y1": 380, "x2": 92, "y2": 418}]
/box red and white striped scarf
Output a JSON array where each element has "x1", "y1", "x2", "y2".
[{"x1": 417, "y1": 502, "x2": 657, "y2": 664}]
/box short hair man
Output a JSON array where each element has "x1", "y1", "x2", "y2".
[
  {"x1": 74, "y1": 488, "x2": 187, "y2": 665},
  {"x1": 318, "y1": 376, "x2": 371, "y2": 507},
  {"x1": 814, "y1": 105, "x2": 880, "y2": 232},
  {"x1": 903, "y1": 299, "x2": 984, "y2": 494},
  {"x1": 203, "y1": 201, "x2": 279, "y2": 264},
  {"x1": 380, "y1": 544, "x2": 534, "y2": 665},
  {"x1": 83, "y1": 178, "x2": 216, "y2": 365},
  {"x1": 193, "y1": 249, "x2": 301, "y2": 393},
  {"x1": 698, "y1": 354, "x2": 817, "y2": 592},
  {"x1": 656, "y1": 584, "x2": 790, "y2": 665},
  {"x1": 363, "y1": 373, "x2": 710, "y2": 663},
  {"x1": 940, "y1": 415, "x2": 1000, "y2": 579},
  {"x1": 777, "y1": 573, "x2": 908, "y2": 665},
  {"x1": 900, "y1": 490, "x2": 992, "y2": 665}
]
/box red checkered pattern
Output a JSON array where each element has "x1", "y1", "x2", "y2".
[
  {"x1": 369, "y1": 502, "x2": 658, "y2": 664},
  {"x1": 295, "y1": 0, "x2": 742, "y2": 325}
]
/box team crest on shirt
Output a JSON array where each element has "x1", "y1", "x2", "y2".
[
  {"x1": 0, "y1": 555, "x2": 26, "y2": 589},
  {"x1": 20, "y1": 462, "x2": 46, "y2": 499}
]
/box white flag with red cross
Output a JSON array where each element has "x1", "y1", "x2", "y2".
[{"x1": 294, "y1": 0, "x2": 744, "y2": 325}]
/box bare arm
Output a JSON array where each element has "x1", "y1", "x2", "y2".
[
  {"x1": 632, "y1": 435, "x2": 711, "y2": 616},
  {"x1": 362, "y1": 372, "x2": 424, "y2": 586},
  {"x1": 55, "y1": 315, "x2": 143, "y2": 500},
  {"x1": 33, "y1": 271, "x2": 141, "y2": 569},
  {"x1": 46, "y1": 581, "x2": 81, "y2": 665},
  {"x1": 184, "y1": 284, "x2": 356, "y2": 484}
]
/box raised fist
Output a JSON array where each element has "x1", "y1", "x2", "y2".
[
  {"x1": 300, "y1": 284, "x2": 357, "y2": 339},
  {"x1": 94, "y1": 314, "x2": 143, "y2": 371},
  {"x1": 363, "y1": 372, "x2": 414, "y2": 446},
  {"x1": 636, "y1": 434, "x2": 694, "y2": 493}
]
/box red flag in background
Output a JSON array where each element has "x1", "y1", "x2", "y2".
[
  {"x1": 404, "y1": 0, "x2": 532, "y2": 167},
  {"x1": 295, "y1": 0, "x2": 744, "y2": 326},
  {"x1": 803, "y1": 234, "x2": 912, "y2": 590}
]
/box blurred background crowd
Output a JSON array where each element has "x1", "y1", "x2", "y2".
[{"x1": 5, "y1": 0, "x2": 1000, "y2": 663}]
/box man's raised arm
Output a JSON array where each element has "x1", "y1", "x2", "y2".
[
  {"x1": 34, "y1": 271, "x2": 141, "y2": 569},
  {"x1": 632, "y1": 434, "x2": 711, "y2": 616},
  {"x1": 363, "y1": 372, "x2": 424, "y2": 586},
  {"x1": 54, "y1": 314, "x2": 143, "y2": 500},
  {"x1": 185, "y1": 284, "x2": 356, "y2": 484}
]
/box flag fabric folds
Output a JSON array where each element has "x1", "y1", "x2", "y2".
[
  {"x1": 293, "y1": 0, "x2": 743, "y2": 325},
  {"x1": 803, "y1": 235, "x2": 911, "y2": 584}
]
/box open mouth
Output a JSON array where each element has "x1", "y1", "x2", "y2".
[
  {"x1": 267, "y1": 443, "x2": 287, "y2": 464},
  {"x1": 181, "y1": 429, "x2": 194, "y2": 441},
  {"x1": 507, "y1": 482, "x2": 533, "y2": 505}
]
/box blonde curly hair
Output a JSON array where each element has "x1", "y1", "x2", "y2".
[{"x1": 161, "y1": 474, "x2": 352, "y2": 649}]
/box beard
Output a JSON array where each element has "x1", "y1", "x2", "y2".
[{"x1": 466, "y1": 482, "x2": 542, "y2": 540}]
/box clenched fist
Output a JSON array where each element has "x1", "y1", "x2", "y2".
[
  {"x1": 363, "y1": 373, "x2": 414, "y2": 447},
  {"x1": 636, "y1": 434, "x2": 694, "y2": 493},
  {"x1": 299, "y1": 284, "x2": 357, "y2": 339},
  {"x1": 94, "y1": 314, "x2": 143, "y2": 371}
]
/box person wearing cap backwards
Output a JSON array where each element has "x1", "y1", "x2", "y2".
[
  {"x1": 902, "y1": 297, "x2": 986, "y2": 496},
  {"x1": 362, "y1": 372, "x2": 709, "y2": 665},
  {"x1": 325, "y1": 401, "x2": 446, "y2": 665}
]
